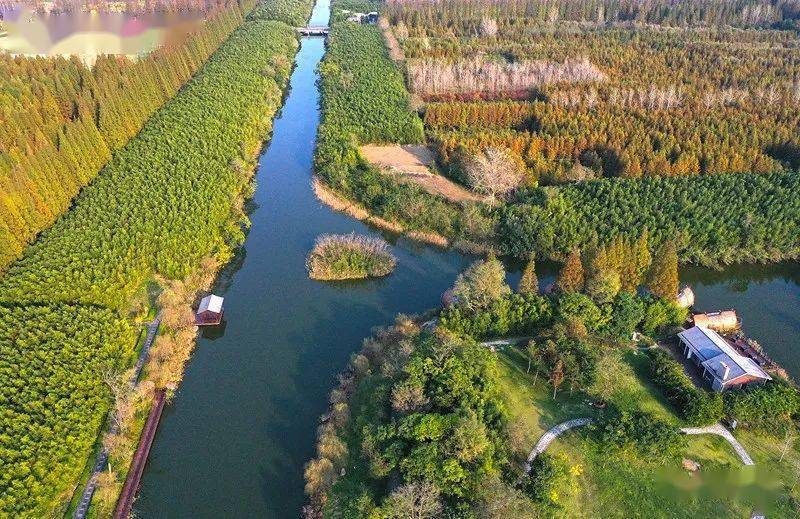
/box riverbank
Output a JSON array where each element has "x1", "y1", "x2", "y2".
[
  {"x1": 0, "y1": 7, "x2": 303, "y2": 516},
  {"x1": 306, "y1": 264, "x2": 800, "y2": 517}
]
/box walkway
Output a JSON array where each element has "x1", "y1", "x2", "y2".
[
  {"x1": 73, "y1": 319, "x2": 160, "y2": 519},
  {"x1": 113, "y1": 389, "x2": 167, "y2": 519},
  {"x1": 479, "y1": 336, "x2": 533, "y2": 349},
  {"x1": 681, "y1": 423, "x2": 754, "y2": 466},
  {"x1": 524, "y1": 418, "x2": 593, "y2": 472}
]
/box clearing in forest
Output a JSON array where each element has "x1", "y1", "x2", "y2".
[{"x1": 359, "y1": 144, "x2": 483, "y2": 203}]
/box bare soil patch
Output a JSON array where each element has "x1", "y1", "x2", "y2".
[{"x1": 359, "y1": 144, "x2": 484, "y2": 203}]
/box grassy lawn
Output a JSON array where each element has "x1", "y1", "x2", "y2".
[{"x1": 497, "y1": 345, "x2": 800, "y2": 518}]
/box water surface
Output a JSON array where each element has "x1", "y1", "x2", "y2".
[{"x1": 135, "y1": 1, "x2": 800, "y2": 515}]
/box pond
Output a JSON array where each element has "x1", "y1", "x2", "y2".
[{"x1": 133, "y1": 1, "x2": 800, "y2": 515}]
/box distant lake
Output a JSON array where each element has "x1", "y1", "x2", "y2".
[{"x1": 0, "y1": 6, "x2": 204, "y2": 61}]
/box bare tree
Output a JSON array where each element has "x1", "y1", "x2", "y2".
[
  {"x1": 383, "y1": 481, "x2": 443, "y2": 519},
  {"x1": 408, "y1": 57, "x2": 606, "y2": 95},
  {"x1": 479, "y1": 16, "x2": 498, "y2": 37},
  {"x1": 463, "y1": 147, "x2": 525, "y2": 204}
]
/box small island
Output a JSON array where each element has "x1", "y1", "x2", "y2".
[{"x1": 306, "y1": 233, "x2": 397, "y2": 280}]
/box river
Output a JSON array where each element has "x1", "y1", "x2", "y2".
[{"x1": 133, "y1": 1, "x2": 800, "y2": 516}]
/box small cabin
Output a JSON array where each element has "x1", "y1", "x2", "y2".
[
  {"x1": 676, "y1": 286, "x2": 695, "y2": 308},
  {"x1": 196, "y1": 294, "x2": 224, "y2": 326},
  {"x1": 692, "y1": 310, "x2": 739, "y2": 332}
]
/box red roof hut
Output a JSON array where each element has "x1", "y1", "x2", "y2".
[{"x1": 195, "y1": 294, "x2": 224, "y2": 326}]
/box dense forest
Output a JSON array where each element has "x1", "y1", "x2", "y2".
[
  {"x1": 0, "y1": 4, "x2": 300, "y2": 514},
  {"x1": 386, "y1": 0, "x2": 800, "y2": 29},
  {"x1": 311, "y1": 0, "x2": 800, "y2": 265},
  {"x1": 0, "y1": 0, "x2": 252, "y2": 274}
]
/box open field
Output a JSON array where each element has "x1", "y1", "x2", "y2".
[
  {"x1": 359, "y1": 144, "x2": 484, "y2": 202},
  {"x1": 498, "y1": 346, "x2": 800, "y2": 518}
]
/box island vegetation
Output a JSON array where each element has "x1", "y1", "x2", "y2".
[
  {"x1": 304, "y1": 254, "x2": 800, "y2": 518},
  {"x1": 0, "y1": 0, "x2": 308, "y2": 513},
  {"x1": 313, "y1": 0, "x2": 800, "y2": 266},
  {"x1": 307, "y1": 233, "x2": 397, "y2": 280}
]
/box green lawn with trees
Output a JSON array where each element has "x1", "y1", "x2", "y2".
[{"x1": 304, "y1": 252, "x2": 800, "y2": 517}]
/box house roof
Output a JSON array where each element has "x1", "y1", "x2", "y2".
[
  {"x1": 198, "y1": 294, "x2": 224, "y2": 314},
  {"x1": 678, "y1": 326, "x2": 771, "y2": 383}
]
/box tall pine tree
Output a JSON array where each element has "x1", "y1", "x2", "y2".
[
  {"x1": 646, "y1": 240, "x2": 679, "y2": 300},
  {"x1": 518, "y1": 252, "x2": 539, "y2": 294},
  {"x1": 556, "y1": 249, "x2": 584, "y2": 293}
]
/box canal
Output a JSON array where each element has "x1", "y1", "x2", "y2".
[{"x1": 134, "y1": 1, "x2": 800, "y2": 516}]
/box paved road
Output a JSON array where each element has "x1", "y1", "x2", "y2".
[
  {"x1": 681, "y1": 423, "x2": 755, "y2": 466},
  {"x1": 523, "y1": 417, "x2": 593, "y2": 473}
]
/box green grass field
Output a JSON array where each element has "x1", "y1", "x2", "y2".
[{"x1": 497, "y1": 346, "x2": 800, "y2": 518}]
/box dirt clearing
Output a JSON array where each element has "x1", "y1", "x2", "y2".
[{"x1": 359, "y1": 144, "x2": 484, "y2": 203}]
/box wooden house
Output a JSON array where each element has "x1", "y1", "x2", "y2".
[{"x1": 195, "y1": 294, "x2": 224, "y2": 326}]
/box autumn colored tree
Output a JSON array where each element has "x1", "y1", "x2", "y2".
[
  {"x1": 518, "y1": 252, "x2": 539, "y2": 295},
  {"x1": 647, "y1": 241, "x2": 679, "y2": 300},
  {"x1": 556, "y1": 249, "x2": 584, "y2": 293}
]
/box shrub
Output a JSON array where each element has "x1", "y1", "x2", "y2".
[
  {"x1": 724, "y1": 381, "x2": 800, "y2": 431},
  {"x1": 591, "y1": 407, "x2": 685, "y2": 462},
  {"x1": 555, "y1": 292, "x2": 607, "y2": 332},
  {"x1": 519, "y1": 453, "x2": 572, "y2": 509},
  {"x1": 639, "y1": 296, "x2": 687, "y2": 336},
  {"x1": 451, "y1": 256, "x2": 511, "y2": 311},
  {"x1": 647, "y1": 349, "x2": 723, "y2": 425},
  {"x1": 439, "y1": 293, "x2": 553, "y2": 339},
  {"x1": 599, "y1": 292, "x2": 645, "y2": 342},
  {"x1": 306, "y1": 233, "x2": 397, "y2": 280}
]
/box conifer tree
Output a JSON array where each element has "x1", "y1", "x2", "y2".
[
  {"x1": 647, "y1": 240, "x2": 679, "y2": 300},
  {"x1": 518, "y1": 252, "x2": 539, "y2": 295},
  {"x1": 556, "y1": 249, "x2": 584, "y2": 293}
]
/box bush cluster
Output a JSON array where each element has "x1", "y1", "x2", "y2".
[
  {"x1": 590, "y1": 407, "x2": 686, "y2": 462},
  {"x1": 306, "y1": 233, "x2": 397, "y2": 280},
  {"x1": 439, "y1": 293, "x2": 553, "y2": 339},
  {"x1": 724, "y1": 381, "x2": 800, "y2": 430},
  {"x1": 647, "y1": 349, "x2": 724, "y2": 425}
]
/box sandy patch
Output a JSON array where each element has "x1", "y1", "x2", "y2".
[{"x1": 359, "y1": 144, "x2": 484, "y2": 203}]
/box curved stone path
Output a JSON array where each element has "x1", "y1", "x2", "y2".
[
  {"x1": 681, "y1": 423, "x2": 754, "y2": 466},
  {"x1": 524, "y1": 417, "x2": 593, "y2": 473}
]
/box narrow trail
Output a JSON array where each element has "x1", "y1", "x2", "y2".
[
  {"x1": 681, "y1": 423, "x2": 755, "y2": 465},
  {"x1": 523, "y1": 418, "x2": 593, "y2": 472},
  {"x1": 73, "y1": 319, "x2": 160, "y2": 519}
]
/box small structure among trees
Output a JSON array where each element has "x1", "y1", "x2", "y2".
[
  {"x1": 676, "y1": 286, "x2": 695, "y2": 308},
  {"x1": 195, "y1": 294, "x2": 224, "y2": 326},
  {"x1": 692, "y1": 310, "x2": 739, "y2": 331},
  {"x1": 678, "y1": 326, "x2": 771, "y2": 391}
]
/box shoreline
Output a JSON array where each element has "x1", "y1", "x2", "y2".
[{"x1": 65, "y1": 17, "x2": 305, "y2": 518}]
